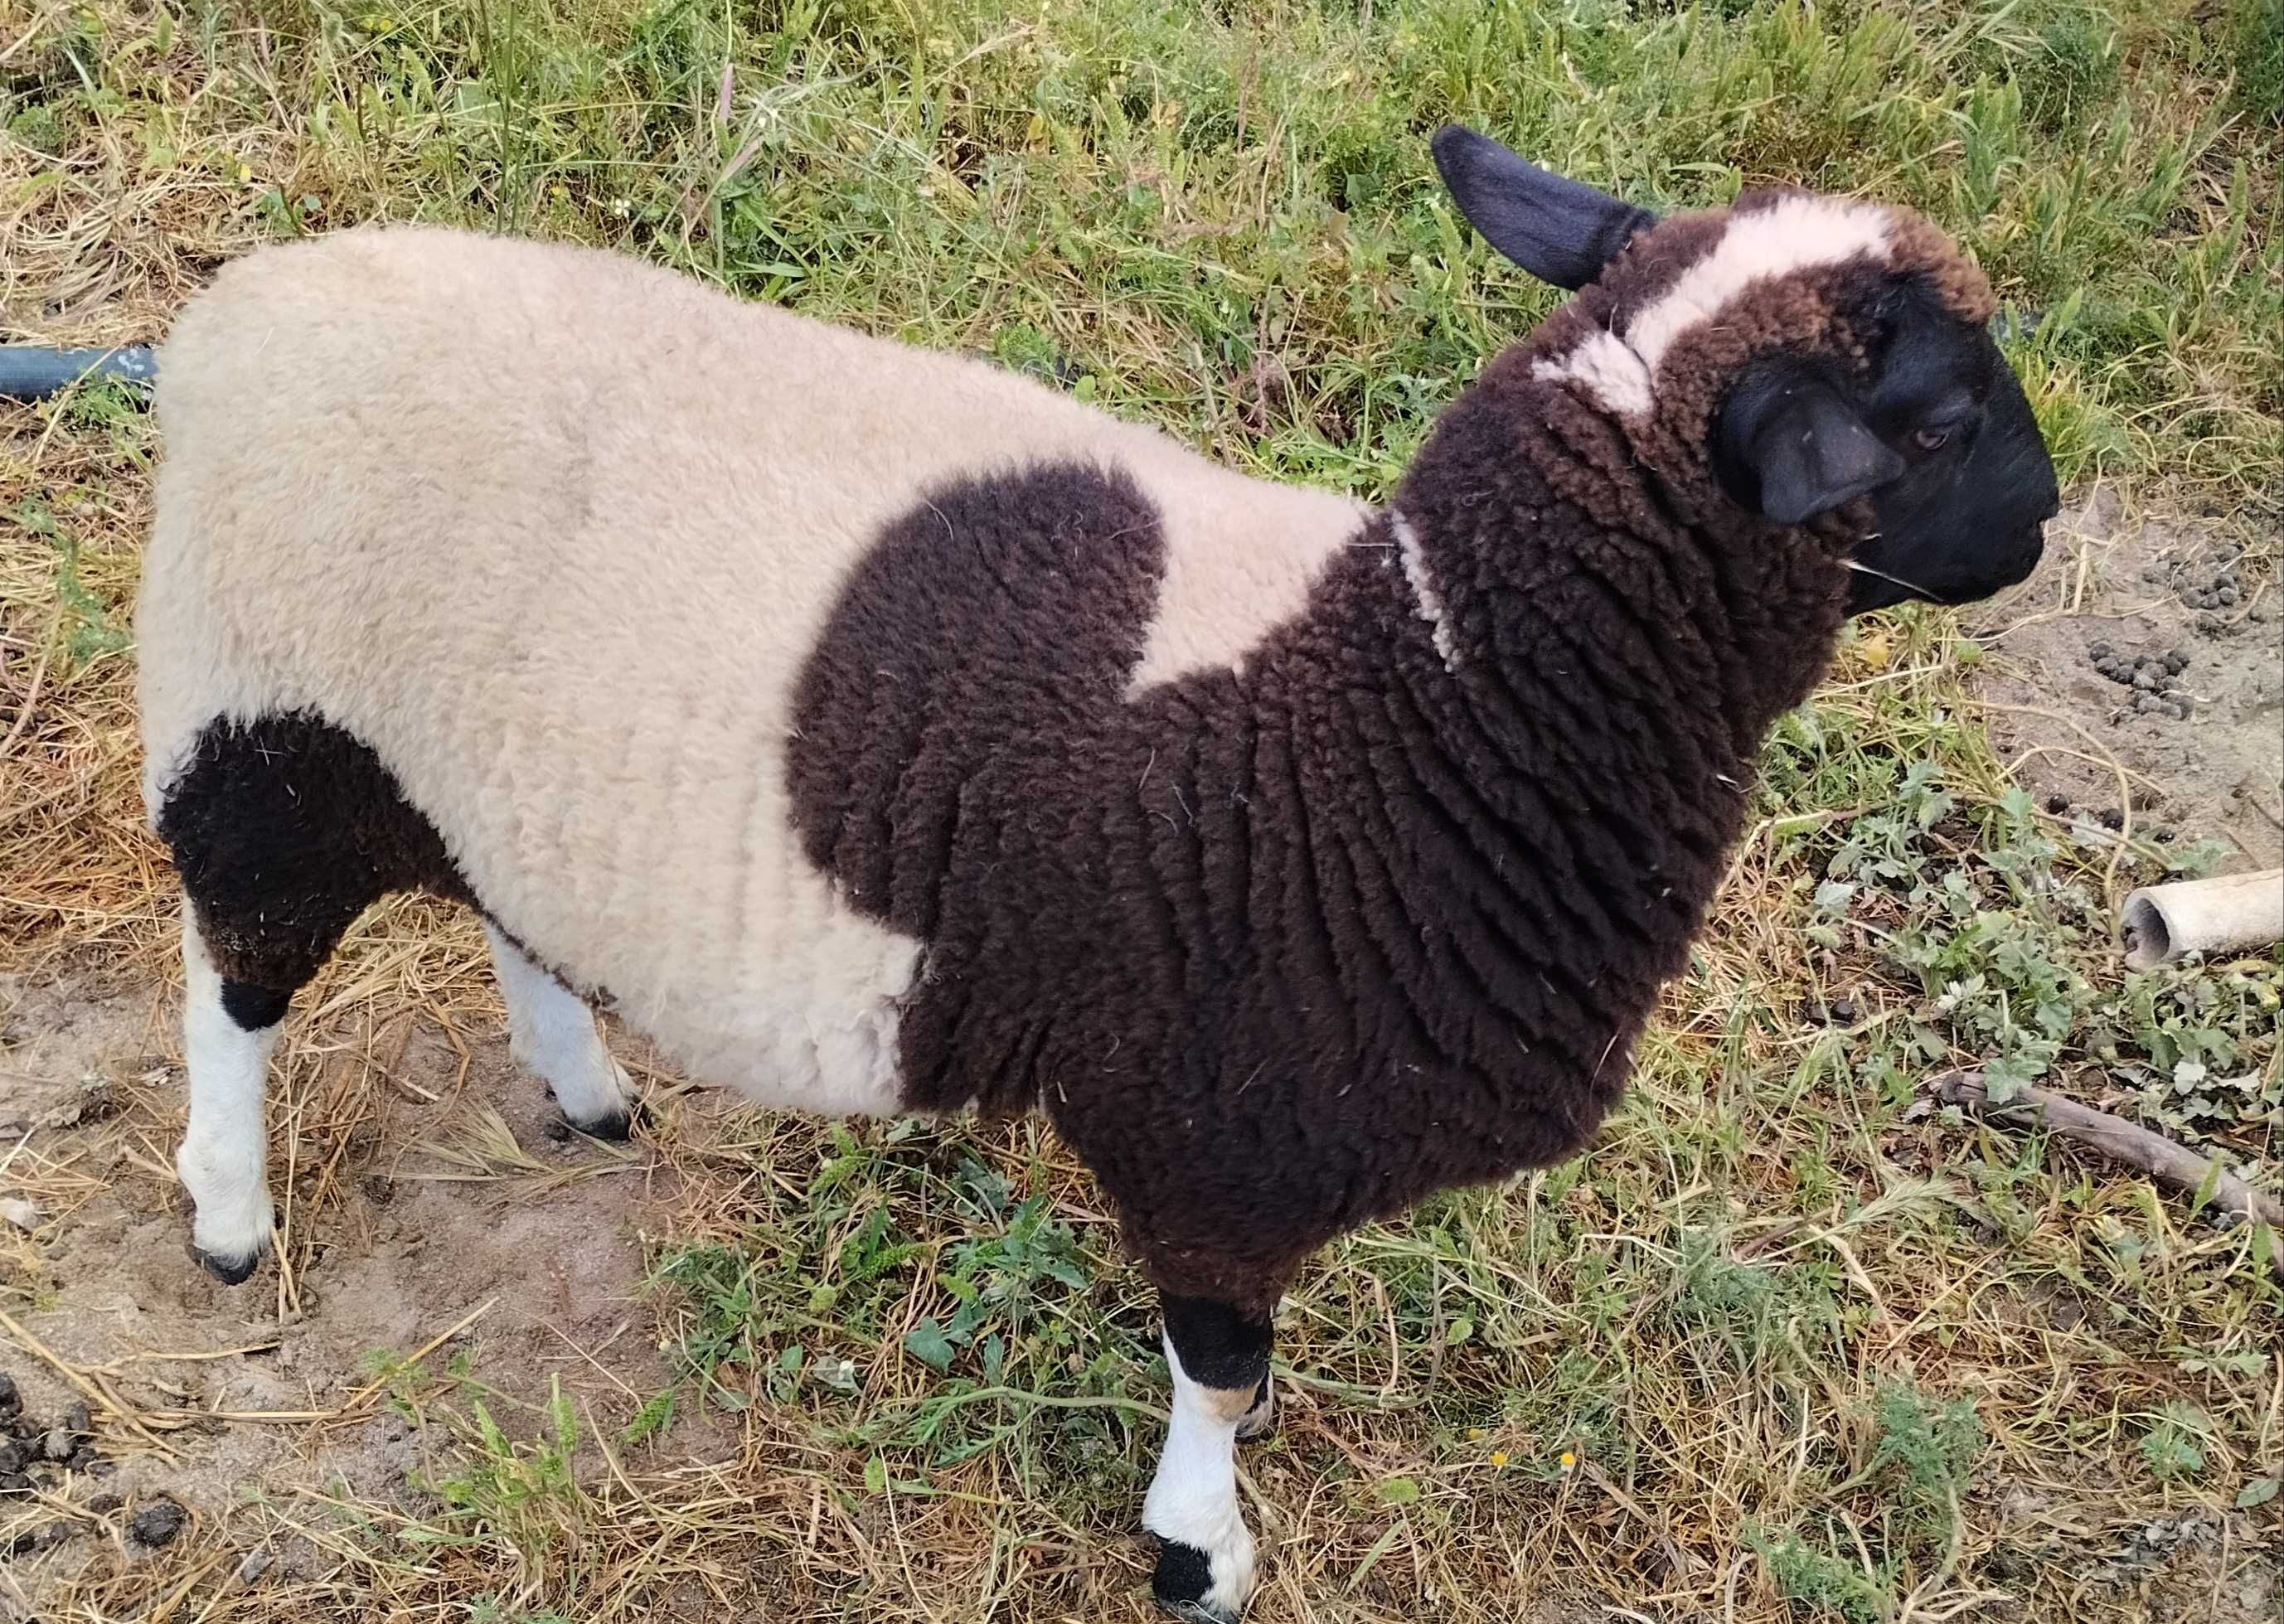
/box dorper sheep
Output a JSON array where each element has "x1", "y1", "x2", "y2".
[{"x1": 136, "y1": 125, "x2": 2057, "y2": 1620}]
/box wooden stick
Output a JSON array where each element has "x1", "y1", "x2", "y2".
[{"x1": 1932, "y1": 1072, "x2": 2284, "y2": 1268}]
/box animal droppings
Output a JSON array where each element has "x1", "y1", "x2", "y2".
[
  {"x1": 0, "y1": 1379, "x2": 105, "y2": 1494},
  {"x1": 128, "y1": 1496, "x2": 189, "y2": 1549},
  {"x1": 2086, "y1": 641, "x2": 2194, "y2": 721}
]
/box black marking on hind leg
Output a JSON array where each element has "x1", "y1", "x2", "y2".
[
  {"x1": 160, "y1": 710, "x2": 472, "y2": 1000},
  {"x1": 219, "y1": 980, "x2": 293, "y2": 1033}
]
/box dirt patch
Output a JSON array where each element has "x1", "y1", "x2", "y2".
[
  {"x1": 1971, "y1": 491, "x2": 2283, "y2": 871},
  {"x1": 0, "y1": 967, "x2": 730, "y2": 1606},
  {"x1": 2094, "y1": 1510, "x2": 2282, "y2": 1624}
]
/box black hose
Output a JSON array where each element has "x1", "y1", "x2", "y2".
[{"x1": 0, "y1": 344, "x2": 158, "y2": 402}]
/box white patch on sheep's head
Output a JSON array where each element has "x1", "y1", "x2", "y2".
[
  {"x1": 1533, "y1": 195, "x2": 1894, "y2": 418},
  {"x1": 1530, "y1": 330, "x2": 1651, "y2": 419}
]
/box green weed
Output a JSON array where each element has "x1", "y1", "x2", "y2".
[
  {"x1": 1747, "y1": 1522, "x2": 1887, "y2": 1624},
  {"x1": 1870, "y1": 1379, "x2": 1983, "y2": 1525},
  {"x1": 12, "y1": 497, "x2": 130, "y2": 670},
  {"x1": 1783, "y1": 745, "x2": 2282, "y2": 1140},
  {"x1": 2139, "y1": 1399, "x2": 2214, "y2": 1482},
  {"x1": 426, "y1": 1379, "x2": 584, "y2": 1554}
]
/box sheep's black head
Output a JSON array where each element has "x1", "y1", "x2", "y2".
[{"x1": 1430, "y1": 125, "x2": 2059, "y2": 616}]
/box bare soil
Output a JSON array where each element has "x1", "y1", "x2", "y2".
[
  {"x1": 1971, "y1": 489, "x2": 2284, "y2": 871},
  {"x1": 0, "y1": 964, "x2": 736, "y2": 1604}
]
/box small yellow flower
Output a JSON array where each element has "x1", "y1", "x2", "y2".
[
  {"x1": 1558, "y1": 1449, "x2": 1577, "y2": 1471},
  {"x1": 1489, "y1": 1450, "x2": 1509, "y2": 1466},
  {"x1": 1466, "y1": 1427, "x2": 1484, "y2": 1442}
]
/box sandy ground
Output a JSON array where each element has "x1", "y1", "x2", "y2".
[
  {"x1": 1971, "y1": 489, "x2": 2283, "y2": 872},
  {"x1": 0, "y1": 962, "x2": 743, "y2": 1606}
]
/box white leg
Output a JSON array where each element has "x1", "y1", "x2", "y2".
[
  {"x1": 486, "y1": 926, "x2": 638, "y2": 1136},
  {"x1": 176, "y1": 916, "x2": 279, "y2": 1282},
  {"x1": 1144, "y1": 1332, "x2": 1260, "y2": 1622}
]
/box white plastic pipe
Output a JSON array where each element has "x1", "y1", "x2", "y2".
[{"x1": 2120, "y1": 868, "x2": 2284, "y2": 972}]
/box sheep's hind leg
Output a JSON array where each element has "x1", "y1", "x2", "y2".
[
  {"x1": 175, "y1": 914, "x2": 285, "y2": 1282},
  {"x1": 158, "y1": 709, "x2": 467, "y2": 1280},
  {"x1": 485, "y1": 926, "x2": 638, "y2": 1139},
  {"x1": 1146, "y1": 1293, "x2": 1269, "y2": 1622}
]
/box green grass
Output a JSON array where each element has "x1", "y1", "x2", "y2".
[
  {"x1": 2, "y1": 1, "x2": 2280, "y2": 1620},
  {"x1": 7, "y1": 0, "x2": 2281, "y2": 496}
]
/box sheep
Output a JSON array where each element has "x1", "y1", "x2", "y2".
[{"x1": 136, "y1": 124, "x2": 2058, "y2": 1621}]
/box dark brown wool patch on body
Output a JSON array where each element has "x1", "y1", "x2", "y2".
[{"x1": 789, "y1": 422, "x2": 1843, "y2": 1309}]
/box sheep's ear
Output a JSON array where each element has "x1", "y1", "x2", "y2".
[
  {"x1": 1721, "y1": 371, "x2": 1907, "y2": 526},
  {"x1": 1430, "y1": 125, "x2": 1658, "y2": 290}
]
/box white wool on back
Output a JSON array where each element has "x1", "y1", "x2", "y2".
[{"x1": 138, "y1": 227, "x2": 1368, "y2": 1113}]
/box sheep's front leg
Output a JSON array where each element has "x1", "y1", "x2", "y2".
[
  {"x1": 1146, "y1": 1293, "x2": 1271, "y2": 1622},
  {"x1": 486, "y1": 927, "x2": 638, "y2": 1138}
]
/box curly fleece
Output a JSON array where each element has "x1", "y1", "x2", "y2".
[
  {"x1": 143, "y1": 196, "x2": 1995, "y2": 1312},
  {"x1": 788, "y1": 192, "x2": 1995, "y2": 1308}
]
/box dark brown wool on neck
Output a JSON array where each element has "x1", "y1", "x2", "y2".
[{"x1": 788, "y1": 211, "x2": 1899, "y2": 1312}]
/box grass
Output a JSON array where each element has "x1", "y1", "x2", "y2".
[{"x1": 2, "y1": 0, "x2": 2280, "y2": 1621}]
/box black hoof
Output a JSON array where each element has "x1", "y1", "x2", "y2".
[
  {"x1": 194, "y1": 1245, "x2": 264, "y2": 1286},
  {"x1": 1152, "y1": 1539, "x2": 1239, "y2": 1622},
  {"x1": 565, "y1": 1098, "x2": 647, "y2": 1142}
]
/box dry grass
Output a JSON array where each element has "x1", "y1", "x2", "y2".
[{"x1": 4, "y1": 0, "x2": 2282, "y2": 1621}]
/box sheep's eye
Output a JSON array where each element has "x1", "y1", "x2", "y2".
[{"x1": 1913, "y1": 426, "x2": 1952, "y2": 453}]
